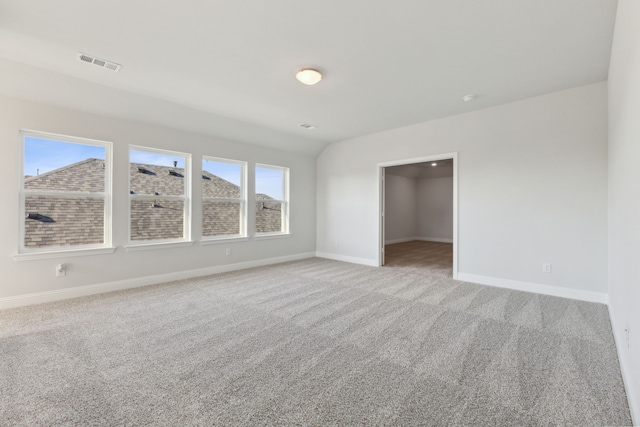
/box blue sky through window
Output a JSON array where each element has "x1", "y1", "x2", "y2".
[
  {"x1": 24, "y1": 136, "x2": 105, "y2": 176},
  {"x1": 130, "y1": 150, "x2": 185, "y2": 168},
  {"x1": 256, "y1": 167, "x2": 284, "y2": 200},
  {"x1": 24, "y1": 137, "x2": 285, "y2": 199},
  {"x1": 203, "y1": 160, "x2": 241, "y2": 186}
]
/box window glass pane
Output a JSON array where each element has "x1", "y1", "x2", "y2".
[
  {"x1": 24, "y1": 195, "x2": 104, "y2": 248},
  {"x1": 130, "y1": 198, "x2": 184, "y2": 241},
  {"x1": 24, "y1": 136, "x2": 105, "y2": 193},
  {"x1": 203, "y1": 200, "x2": 241, "y2": 236},
  {"x1": 255, "y1": 167, "x2": 283, "y2": 200},
  {"x1": 130, "y1": 150, "x2": 185, "y2": 196},
  {"x1": 202, "y1": 160, "x2": 241, "y2": 198},
  {"x1": 256, "y1": 201, "x2": 283, "y2": 233}
]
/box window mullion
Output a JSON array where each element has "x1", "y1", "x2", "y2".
[
  {"x1": 130, "y1": 194, "x2": 186, "y2": 200},
  {"x1": 23, "y1": 190, "x2": 107, "y2": 198},
  {"x1": 203, "y1": 197, "x2": 242, "y2": 202}
]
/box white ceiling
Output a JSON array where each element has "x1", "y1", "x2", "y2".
[
  {"x1": 387, "y1": 160, "x2": 453, "y2": 180},
  {"x1": 0, "y1": 0, "x2": 618, "y2": 155}
]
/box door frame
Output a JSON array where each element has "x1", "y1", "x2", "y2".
[{"x1": 377, "y1": 152, "x2": 458, "y2": 279}]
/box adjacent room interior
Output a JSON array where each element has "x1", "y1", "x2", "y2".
[
  {"x1": 383, "y1": 159, "x2": 454, "y2": 272},
  {"x1": 0, "y1": 0, "x2": 639, "y2": 425}
]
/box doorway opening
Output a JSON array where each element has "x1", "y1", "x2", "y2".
[{"x1": 377, "y1": 153, "x2": 458, "y2": 279}]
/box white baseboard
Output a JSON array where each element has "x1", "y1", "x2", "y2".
[
  {"x1": 315, "y1": 252, "x2": 378, "y2": 267},
  {"x1": 456, "y1": 273, "x2": 608, "y2": 304},
  {"x1": 414, "y1": 236, "x2": 454, "y2": 244},
  {"x1": 384, "y1": 237, "x2": 416, "y2": 245},
  {"x1": 0, "y1": 252, "x2": 316, "y2": 310},
  {"x1": 608, "y1": 305, "x2": 639, "y2": 425},
  {"x1": 385, "y1": 237, "x2": 454, "y2": 245}
]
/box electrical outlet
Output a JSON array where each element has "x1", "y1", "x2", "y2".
[
  {"x1": 56, "y1": 263, "x2": 66, "y2": 277},
  {"x1": 225, "y1": 248, "x2": 232, "y2": 256},
  {"x1": 625, "y1": 324, "x2": 631, "y2": 349},
  {"x1": 542, "y1": 263, "x2": 552, "y2": 273}
]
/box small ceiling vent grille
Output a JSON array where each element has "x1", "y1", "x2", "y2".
[{"x1": 77, "y1": 52, "x2": 122, "y2": 72}]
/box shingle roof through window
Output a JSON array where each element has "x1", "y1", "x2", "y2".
[{"x1": 23, "y1": 158, "x2": 282, "y2": 248}]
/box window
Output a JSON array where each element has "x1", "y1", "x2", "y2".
[
  {"x1": 129, "y1": 147, "x2": 191, "y2": 244},
  {"x1": 19, "y1": 130, "x2": 112, "y2": 253},
  {"x1": 202, "y1": 157, "x2": 247, "y2": 240},
  {"x1": 255, "y1": 164, "x2": 289, "y2": 235}
]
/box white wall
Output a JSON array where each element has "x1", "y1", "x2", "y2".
[
  {"x1": 416, "y1": 176, "x2": 453, "y2": 241},
  {"x1": 385, "y1": 173, "x2": 454, "y2": 244},
  {"x1": 607, "y1": 0, "x2": 640, "y2": 422},
  {"x1": 384, "y1": 173, "x2": 417, "y2": 243},
  {"x1": 0, "y1": 95, "x2": 316, "y2": 304},
  {"x1": 317, "y1": 82, "x2": 608, "y2": 298}
]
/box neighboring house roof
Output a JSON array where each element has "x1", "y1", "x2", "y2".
[
  {"x1": 24, "y1": 158, "x2": 281, "y2": 248},
  {"x1": 25, "y1": 158, "x2": 105, "y2": 192}
]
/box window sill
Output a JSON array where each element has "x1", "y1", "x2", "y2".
[
  {"x1": 125, "y1": 241, "x2": 195, "y2": 252},
  {"x1": 13, "y1": 246, "x2": 116, "y2": 262},
  {"x1": 254, "y1": 233, "x2": 292, "y2": 241},
  {"x1": 200, "y1": 236, "x2": 249, "y2": 245}
]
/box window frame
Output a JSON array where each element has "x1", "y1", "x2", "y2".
[
  {"x1": 255, "y1": 163, "x2": 290, "y2": 237},
  {"x1": 17, "y1": 129, "x2": 113, "y2": 256},
  {"x1": 127, "y1": 145, "x2": 192, "y2": 248},
  {"x1": 201, "y1": 156, "x2": 248, "y2": 242}
]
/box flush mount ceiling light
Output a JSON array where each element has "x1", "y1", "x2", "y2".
[
  {"x1": 462, "y1": 94, "x2": 476, "y2": 102},
  {"x1": 296, "y1": 68, "x2": 323, "y2": 85}
]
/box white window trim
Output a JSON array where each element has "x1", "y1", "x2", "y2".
[
  {"x1": 127, "y1": 145, "x2": 192, "y2": 247},
  {"x1": 253, "y1": 233, "x2": 292, "y2": 240},
  {"x1": 200, "y1": 236, "x2": 250, "y2": 245},
  {"x1": 13, "y1": 247, "x2": 116, "y2": 261},
  {"x1": 18, "y1": 129, "x2": 113, "y2": 256},
  {"x1": 255, "y1": 163, "x2": 290, "y2": 236},
  {"x1": 201, "y1": 156, "x2": 247, "y2": 241},
  {"x1": 124, "y1": 241, "x2": 195, "y2": 252}
]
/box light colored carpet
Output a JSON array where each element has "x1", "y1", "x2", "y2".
[{"x1": 0, "y1": 242, "x2": 632, "y2": 426}]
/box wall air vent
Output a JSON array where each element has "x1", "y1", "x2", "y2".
[{"x1": 77, "y1": 52, "x2": 122, "y2": 72}]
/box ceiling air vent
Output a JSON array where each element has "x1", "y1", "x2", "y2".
[{"x1": 77, "y1": 52, "x2": 122, "y2": 72}]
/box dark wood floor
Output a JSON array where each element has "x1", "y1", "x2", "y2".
[{"x1": 384, "y1": 240, "x2": 453, "y2": 277}]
